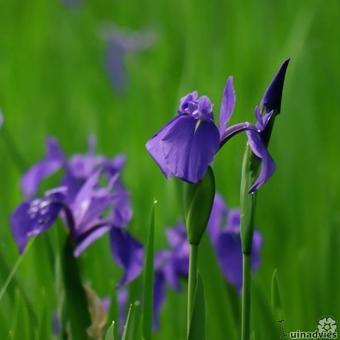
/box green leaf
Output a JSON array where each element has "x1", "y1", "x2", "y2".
[
  {"x1": 184, "y1": 167, "x2": 215, "y2": 245},
  {"x1": 10, "y1": 289, "x2": 32, "y2": 339},
  {"x1": 141, "y1": 199, "x2": 157, "y2": 340},
  {"x1": 188, "y1": 273, "x2": 205, "y2": 340},
  {"x1": 122, "y1": 301, "x2": 142, "y2": 340},
  {"x1": 105, "y1": 321, "x2": 115, "y2": 340},
  {"x1": 61, "y1": 238, "x2": 91, "y2": 340}
]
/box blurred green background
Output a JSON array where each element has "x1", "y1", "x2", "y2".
[{"x1": 0, "y1": 0, "x2": 339, "y2": 339}]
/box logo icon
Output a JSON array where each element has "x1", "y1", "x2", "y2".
[{"x1": 318, "y1": 317, "x2": 337, "y2": 335}]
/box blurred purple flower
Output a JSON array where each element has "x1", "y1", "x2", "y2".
[
  {"x1": 208, "y1": 193, "x2": 263, "y2": 291},
  {"x1": 102, "y1": 25, "x2": 157, "y2": 93},
  {"x1": 146, "y1": 60, "x2": 289, "y2": 193},
  {"x1": 11, "y1": 137, "x2": 143, "y2": 286},
  {"x1": 153, "y1": 224, "x2": 188, "y2": 329}
]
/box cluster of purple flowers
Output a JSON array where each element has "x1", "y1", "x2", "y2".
[
  {"x1": 6, "y1": 57, "x2": 289, "y2": 336},
  {"x1": 10, "y1": 136, "x2": 143, "y2": 286}
]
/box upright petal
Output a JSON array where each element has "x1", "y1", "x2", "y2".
[
  {"x1": 21, "y1": 138, "x2": 64, "y2": 199},
  {"x1": 162, "y1": 115, "x2": 220, "y2": 183},
  {"x1": 219, "y1": 76, "x2": 236, "y2": 135},
  {"x1": 10, "y1": 188, "x2": 66, "y2": 252},
  {"x1": 246, "y1": 130, "x2": 276, "y2": 193},
  {"x1": 145, "y1": 115, "x2": 182, "y2": 178},
  {"x1": 110, "y1": 228, "x2": 144, "y2": 286},
  {"x1": 262, "y1": 59, "x2": 290, "y2": 114}
]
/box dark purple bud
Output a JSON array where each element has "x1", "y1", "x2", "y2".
[{"x1": 262, "y1": 59, "x2": 290, "y2": 114}]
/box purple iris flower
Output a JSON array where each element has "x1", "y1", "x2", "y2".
[
  {"x1": 207, "y1": 193, "x2": 262, "y2": 291},
  {"x1": 11, "y1": 137, "x2": 143, "y2": 286},
  {"x1": 146, "y1": 60, "x2": 289, "y2": 193}
]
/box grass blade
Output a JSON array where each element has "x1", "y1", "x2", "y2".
[
  {"x1": 105, "y1": 321, "x2": 115, "y2": 340},
  {"x1": 141, "y1": 199, "x2": 157, "y2": 340},
  {"x1": 122, "y1": 301, "x2": 141, "y2": 340}
]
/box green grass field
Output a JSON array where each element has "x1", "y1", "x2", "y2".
[{"x1": 0, "y1": 0, "x2": 339, "y2": 339}]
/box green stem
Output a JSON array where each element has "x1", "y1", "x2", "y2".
[
  {"x1": 187, "y1": 243, "x2": 198, "y2": 337},
  {"x1": 241, "y1": 254, "x2": 251, "y2": 340},
  {"x1": 240, "y1": 145, "x2": 257, "y2": 340}
]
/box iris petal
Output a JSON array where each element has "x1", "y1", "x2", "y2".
[
  {"x1": 110, "y1": 228, "x2": 144, "y2": 286},
  {"x1": 21, "y1": 138, "x2": 64, "y2": 199},
  {"x1": 162, "y1": 115, "x2": 220, "y2": 183},
  {"x1": 247, "y1": 130, "x2": 276, "y2": 193},
  {"x1": 145, "y1": 115, "x2": 182, "y2": 177},
  {"x1": 219, "y1": 76, "x2": 236, "y2": 135}
]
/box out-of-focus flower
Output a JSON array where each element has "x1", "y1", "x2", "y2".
[
  {"x1": 153, "y1": 224, "x2": 188, "y2": 329},
  {"x1": 208, "y1": 194, "x2": 262, "y2": 291},
  {"x1": 101, "y1": 24, "x2": 157, "y2": 93},
  {"x1": 10, "y1": 137, "x2": 143, "y2": 286},
  {"x1": 146, "y1": 60, "x2": 289, "y2": 193}
]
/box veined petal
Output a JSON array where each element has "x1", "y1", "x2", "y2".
[
  {"x1": 10, "y1": 188, "x2": 66, "y2": 253},
  {"x1": 219, "y1": 76, "x2": 236, "y2": 135},
  {"x1": 247, "y1": 130, "x2": 276, "y2": 193},
  {"x1": 21, "y1": 138, "x2": 64, "y2": 199},
  {"x1": 110, "y1": 228, "x2": 144, "y2": 286},
  {"x1": 162, "y1": 115, "x2": 220, "y2": 183},
  {"x1": 145, "y1": 115, "x2": 182, "y2": 178}
]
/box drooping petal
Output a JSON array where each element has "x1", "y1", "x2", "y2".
[
  {"x1": 21, "y1": 138, "x2": 64, "y2": 199},
  {"x1": 219, "y1": 76, "x2": 236, "y2": 135},
  {"x1": 246, "y1": 130, "x2": 276, "y2": 193},
  {"x1": 262, "y1": 59, "x2": 290, "y2": 114},
  {"x1": 215, "y1": 229, "x2": 243, "y2": 290},
  {"x1": 145, "y1": 115, "x2": 182, "y2": 178},
  {"x1": 110, "y1": 228, "x2": 144, "y2": 286},
  {"x1": 162, "y1": 115, "x2": 220, "y2": 183},
  {"x1": 10, "y1": 188, "x2": 66, "y2": 252},
  {"x1": 214, "y1": 227, "x2": 262, "y2": 291}
]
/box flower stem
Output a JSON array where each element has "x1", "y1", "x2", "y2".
[
  {"x1": 241, "y1": 253, "x2": 251, "y2": 340},
  {"x1": 240, "y1": 144, "x2": 257, "y2": 340},
  {"x1": 187, "y1": 243, "x2": 198, "y2": 336}
]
